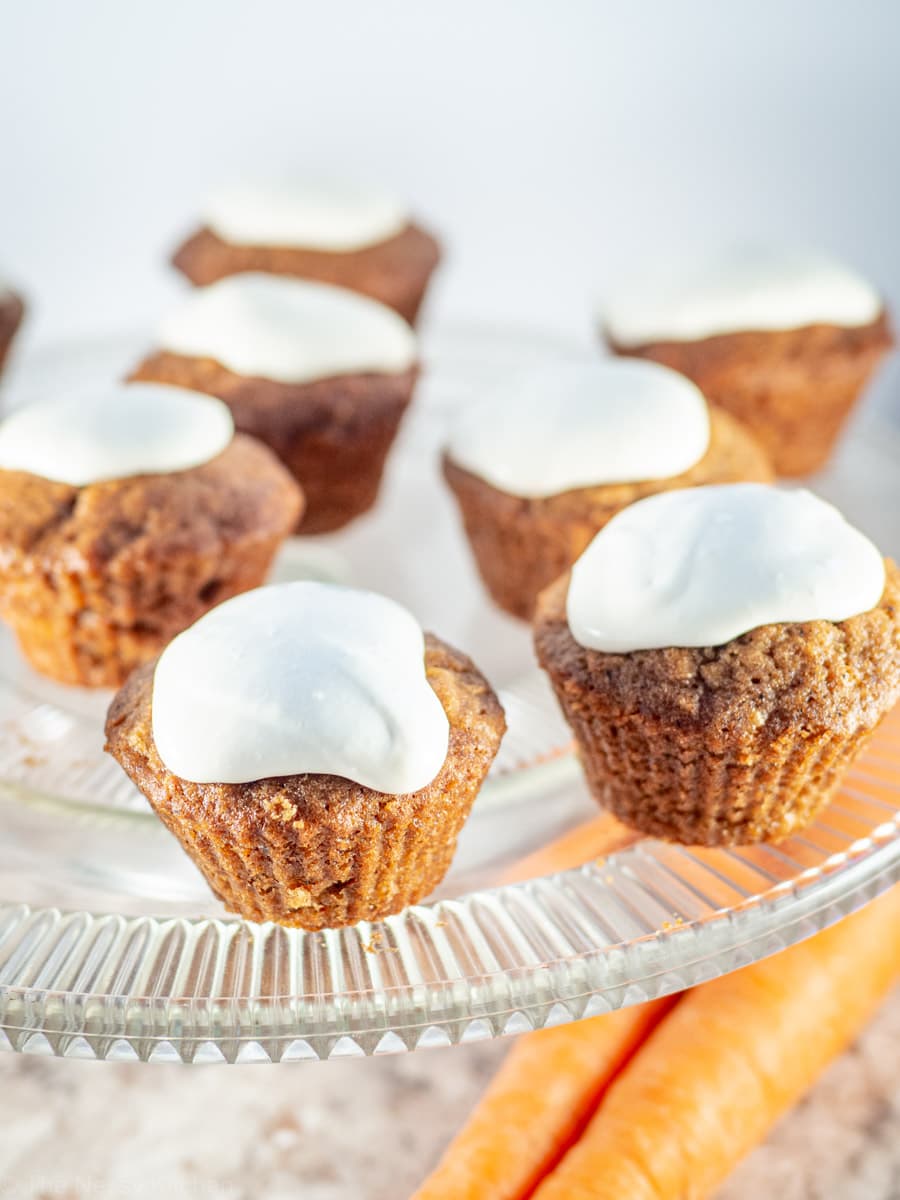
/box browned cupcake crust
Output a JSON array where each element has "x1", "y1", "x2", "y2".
[
  {"x1": 444, "y1": 408, "x2": 773, "y2": 621},
  {"x1": 607, "y1": 314, "x2": 893, "y2": 477},
  {"x1": 105, "y1": 634, "x2": 506, "y2": 929},
  {"x1": 130, "y1": 353, "x2": 415, "y2": 535},
  {"x1": 171, "y1": 222, "x2": 441, "y2": 326},
  {"x1": 0, "y1": 290, "x2": 25, "y2": 376},
  {"x1": 0, "y1": 436, "x2": 302, "y2": 687},
  {"x1": 534, "y1": 562, "x2": 900, "y2": 846}
]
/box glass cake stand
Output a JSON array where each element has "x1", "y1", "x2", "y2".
[{"x1": 0, "y1": 327, "x2": 897, "y2": 1064}]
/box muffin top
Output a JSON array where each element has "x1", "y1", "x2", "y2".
[
  {"x1": 151, "y1": 582, "x2": 450, "y2": 793},
  {"x1": 0, "y1": 384, "x2": 302, "y2": 564},
  {"x1": 536, "y1": 581, "x2": 900, "y2": 747},
  {"x1": 535, "y1": 484, "x2": 899, "y2": 741},
  {"x1": 604, "y1": 246, "x2": 882, "y2": 346},
  {"x1": 107, "y1": 625, "x2": 505, "y2": 849},
  {"x1": 446, "y1": 359, "x2": 711, "y2": 497},
  {"x1": 0, "y1": 383, "x2": 234, "y2": 486},
  {"x1": 566, "y1": 484, "x2": 885, "y2": 653},
  {"x1": 201, "y1": 179, "x2": 409, "y2": 252},
  {"x1": 157, "y1": 274, "x2": 417, "y2": 385}
]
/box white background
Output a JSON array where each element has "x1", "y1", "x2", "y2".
[{"x1": 2, "y1": 0, "x2": 900, "y2": 350}]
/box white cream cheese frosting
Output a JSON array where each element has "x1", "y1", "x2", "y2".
[
  {"x1": 158, "y1": 274, "x2": 417, "y2": 385},
  {"x1": 0, "y1": 383, "x2": 234, "y2": 487},
  {"x1": 604, "y1": 246, "x2": 882, "y2": 345},
  {"x1": 203, "y1": 180, "x2": 408, "y2": 251},
  {"x1": 447, "y1": 359, "x2": 710, "y2": 497},
  {"x1": 567, "y1": 483, "x2": 885, "y2": 653},
  {"x1": 151, "y1": 582, "x2": 450, "y2": 793}
]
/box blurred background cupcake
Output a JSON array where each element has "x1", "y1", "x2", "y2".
[
  {"x1": 603, "y1": 246, "x2": 893, "y2": 476},
  {"x1": 171, "y1": 179, "x2": 442, "y2": 326},
  {"x1": 0, "y1": 278, "x2": 24, "y2": 380},
  {"x1": 444, "y1": 359, "x2": 772, "y2": 619},
  {"x1": 0, "y1": 383, "x2": 301, "y2": 686},
  {"x1": 130, "y1": 274, "x2": 417, "y2": 533}
]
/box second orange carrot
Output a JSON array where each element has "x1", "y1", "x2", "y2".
[{"x1": 411, "y1": 997, "x2": 673, "y2": 1200}]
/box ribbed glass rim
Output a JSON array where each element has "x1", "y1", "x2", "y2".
[{"x1": 0, "y1": 738, "x2": 897, "y2": 1063}]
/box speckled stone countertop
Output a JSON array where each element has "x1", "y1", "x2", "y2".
[{"x1": 0, "y1": 987, "x2": 897, "y2": 1199}]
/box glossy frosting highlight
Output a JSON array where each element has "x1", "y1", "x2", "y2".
[
  {"x1": 567, "y1": 484, "x2": 885, "y2": 653},
  {"x1": 447, "y1": 359, "x2": 710, "y2": 496},
  {"x1": 0, "y1": 383, "x2": 234, "y2": 486},
  {"x1": 604, "y1": 246, "x2": 882, "y2": 345},
  {"x1": 203, "y1": 180, "x2": 408, "y2": 251},
  {"x1": 151, "y1": 582, "x2": 450, "y2": 792},
  {"x1": 158, "y1": 274, "x2": 417, "y2": 384}
]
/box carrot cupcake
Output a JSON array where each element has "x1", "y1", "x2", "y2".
[
  {"x1": 0, "y1": 282, "x2": 24, "y2": 377},
  {"x1": 171, "y1": 180, "x2": 441, "y2": 324},
  {"x1": 130, "y1": 274, "x2": 417, "y2": 534},
  {"x1": 535, "y1": 484, "x2": 900, "y2": 846},
  {"x1": 0, "y1": 383, "x2": 302, "y2": 687},
  {"x1": 105, "y1": 581, "x2": 506, "y2": 929},
  {"x1": 603, "y1": 246, "x2": 893, "y2": 476},
  {"x1": 443, "y1": 359, "x2": 772, "y2": 620}
]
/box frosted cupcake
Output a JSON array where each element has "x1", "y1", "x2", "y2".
[
  {"x1": 535, "y1": 484, "x2": 900, "y2": 845},
  {"x1": 171, "y1": 180, "x2": 441, "y2": 325},
  {"x1": 131, "y1": 274, "x2": 417, "y2": 534},
  {"x1": 0, "y1": 281, "x2": 24, "y2": 377},
  {"x1": 0, "y1": 384, "x2": 302, "y2": 686},
  {"x1": 603, "y1": 246, "x2": 893, "y2": 476},
  {"x1": 105, "y1": 582, "x2": 506, "y2": 929},
  {"x1": 443, "y1": 360, "x2": 772, "y2": 620}
]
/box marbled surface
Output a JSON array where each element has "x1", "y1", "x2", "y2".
[{"x1": 0, "y1": 987, "x2": 897, "y2": 1199}]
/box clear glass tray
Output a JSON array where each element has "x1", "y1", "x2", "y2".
[{"x1": 0, "y1": 328, "x2": 897, "y2": 1064}]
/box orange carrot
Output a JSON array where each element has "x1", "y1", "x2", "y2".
[
  {"x1": 531, "y1": 884, "x2": 900, "y2": 1200},
  {"x1": 411, "y1": 998, "x2": 673, "y2": 1200},
  {"x1": 407, "y1": 798, "x2": 657, "y2": 1198},
  {"x1": 500, "y1": 812, "x2": 641, "y2": 885}
]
